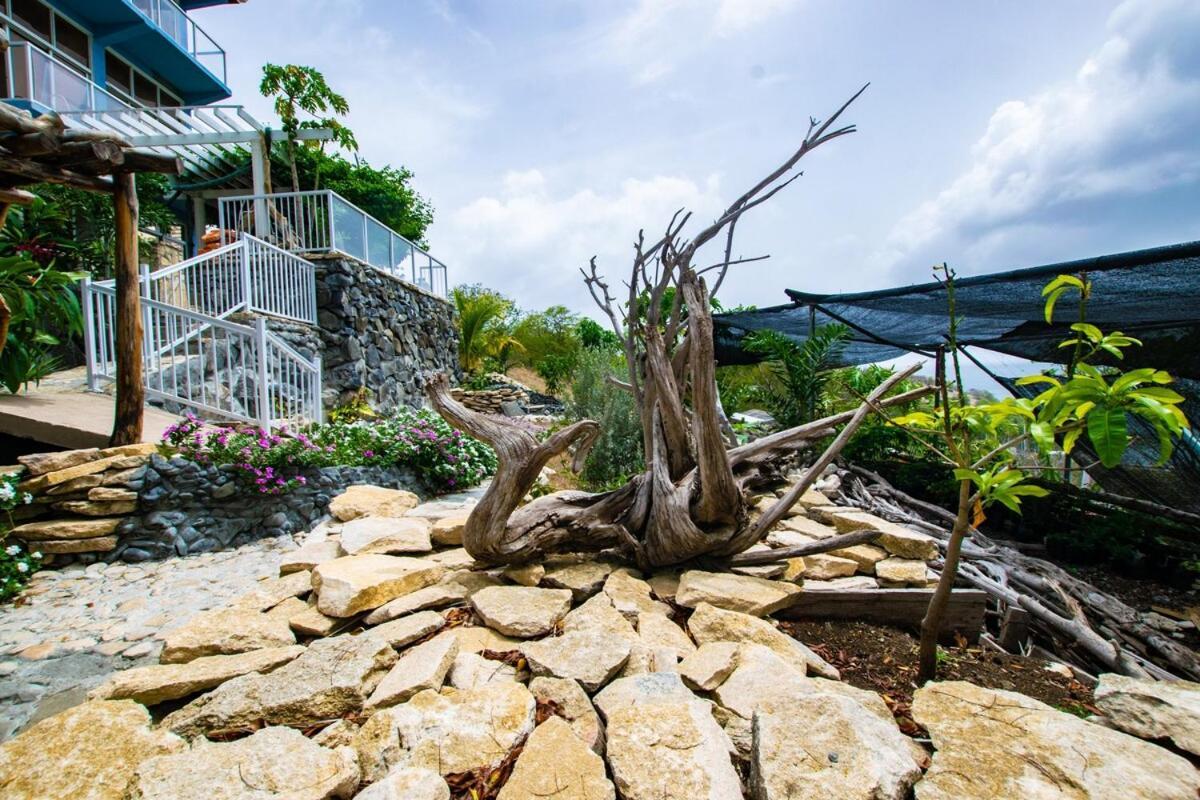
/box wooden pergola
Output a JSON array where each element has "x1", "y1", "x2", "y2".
[{"x1": 0, "y1": 102, "x2": 181, "y2": 446}]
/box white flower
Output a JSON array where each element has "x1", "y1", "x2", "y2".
[
  {"x1": 32, "y1": 552, "x2": 41, "y2": 559},
  {"x1": 16, "y1": 562, "x2": 28, "y2": 573},
  {"x1": 0, "y1": 484, "x2": 13, "y2": 502},
  {"x1": 22, "y1": 493, "x2": 32, "y2": 505},
  {"x1": 4, "y1": 545, "x2": 18, "y2": 556}
]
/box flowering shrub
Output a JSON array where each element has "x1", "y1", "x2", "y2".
[
  {"x1": 1, "y1": 470, "x2": 40, "y2": 601},
  {"x1": 162, "y1": 409, "x2": 497, "y2": 495}
]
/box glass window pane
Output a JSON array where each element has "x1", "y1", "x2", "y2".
[
  {"x1": 53, "y1": 13, "x2": 89, "y2": 69},
  {"x1": 105, "y1": 51, "x2": 130, "y2": 96},
  {"x1": 133, "y1": 72, "x2": 158, "y2": 107},
  {"x1": 11, "y1": 0, "x2": 50, "y2": 40}
]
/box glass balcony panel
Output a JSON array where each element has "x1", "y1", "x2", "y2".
[
  {"x1": 331, "y1": 195, "x2": 366, "y2": 262},
  {"x1": 366, "y1": 218, "x2": 390, "y2": 270}
]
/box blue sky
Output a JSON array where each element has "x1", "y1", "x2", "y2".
[{"x1": 197, "y1": 0, "x2": 1200, "y2": 372}]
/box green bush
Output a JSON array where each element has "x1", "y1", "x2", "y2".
[
  {"x1": 0, "y1": 471, "x2": 39, "y2": 601},
  {"x1": 569, "y1": 349, "x2": 643, "y2": 490},
  {"x1": 163, "y1": 409, "x2": 497, "y2": 495}
]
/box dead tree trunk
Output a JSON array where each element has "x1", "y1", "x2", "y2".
[
  {"x1": 110, "y1": 172, "x2": 143, "y2": 447},
  {"x1": 426, "y1": 85, "x2": 942, "y2": 568}
]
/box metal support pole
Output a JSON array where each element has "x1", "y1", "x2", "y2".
[
  {"x1": 81, "y1": 276, "x2": 97, "y2": 392},
  {"x1": 240, "y1": 238, "x2": 253, "y2": 313},
  {"x1": 190, "y1": 195, "x2": 205, "y2": 257},
  {"x1": 250, "y1": 138, "x2": 268, "y2": 238},
  {"x1": 312, "y1": 354, "x2": 324, "y2": 424},
  {"x1": 255, "y1": 316, "x2": 271, "y2": 432}
]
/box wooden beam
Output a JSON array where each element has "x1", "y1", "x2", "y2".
[
  {"x1": 119, "y1": 149, "x2": 182, "y2": 175},
  {"x1": 0, "y1": 187, "x2": 36, "y2": 206},
  {"x1": 109, "y1": 172, "x2": 142, "y2": 446},
  {"x1": 1, "y1": 131, "x2": 61, "y2": 157},
  {"x1": 0, "y1": 154, "x2": 113, "y2": 192},
  {"x1": 776, "y1": 588, "x2": 989, "y2": 642}
]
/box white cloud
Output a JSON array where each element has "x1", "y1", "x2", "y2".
[
  {"x1": 714, "y1": 0, "x2": 801, "y2": 34},
  {"x1": 872, "y1": 0, "x2": 1200, "y2": 279},
  {"x1": 441, "y1": 170, "x2": 725, "y2": 311}
]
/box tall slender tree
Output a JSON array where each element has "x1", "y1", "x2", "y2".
[{"x1": 259, "y1": 64, "x2": 358, "y2": 192}]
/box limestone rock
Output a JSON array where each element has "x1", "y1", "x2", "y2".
[
  {"x1": 1094, "y1": 673, "x2": 1200, "y2": 757},
  {"x1": 593, "y1": 672, "x2": 698, "y2": 719},
  {"x1": 45, "y1": 473, "x2": 104, "y2": 494},
  {"x1": 543, "y1": 558, "x2": 617, "y2": 600},
  {"x1": 445, "y1": 624, "x2": 523, "y2": 654},
  {"x1": 312, "y1": 554, "x2": 444, "y2": 617},
  {"x1": 913, "y1": 680, "x2": 1200, "y2": 800},
  {"x1": 339, "y1": 516, "x2": 432, "y2": 555},
  {"x1": 799, "y1": 552, "x2": 859, "y2": 580},
  {"x1": 231, "y1": 570, "x2": 313, "y2": 611},
  {"x1": 804, "y1": 575, "x2": 879, "y2": 591},
  {"x1": 355, "y1": 767, "x2": 449, "y2": 800},
  {"x1": 163, "y1": 634, "x2": 397, "y2": 738},
  {"x1": 679, "y1": 642, "x2": 741, "y2": 691},
  {"x1": 471, "y1": 586, "x2": 573, "y2": 637},
  {"x1": 88, "y1": 486, "x2": 137, "y2": 502},
  {"x1": 18, "y1": 447, "x2": 100, "y2": 475},
  {"x1": 10, "y1": 516, "x2": 122, "y2": 541},
  {"x1": 875, "y1": 557, "x2": 933, "y2": 587},
  {"x1": 502, "y1": 562, "x2": 545, "y2": 586},
  {"x1": 430, "y1": 514, "x2": 468, "y2": 546},
  {"x1": 99, "y1": 441, "x2": 159, "y2": 459},
  {"x1": 279, "y1": 540, "x2": 342, "y2": 575},
  {"x1": 819, "y1": 509, "x2": 937, "y2": 560},
  {"x1": 522, "y1": 631, "x2": 632, "y2": 692},
  {"x1": 312, "y1": 719, "x2": 360, "y2": 749},
  {"x1": 448, "y1": 651, "x2": 518, "y2": 690},
  {"x1": 422, "y1": 547, "x2": 476, "y2": 569},
  {"x1": 604, "y1": 687, "x2": 741, "y2": 800},
  {"x1": 55, "y1": 499, "x2": 137, "y2": 516},
  {"x1": 289, "y1": 604, "x2": 341, "y2": 637},
  {"x1": 777, "y1": 516, "x2": 839, "y2": 539},
  {"x1": 647, "y1": 570, "x2": 682, "y2": 600},
  {"x1": 160, "y1": 607, "x2": 295, "y2": 664},
  {"x1": 36, "y1": 536, "x2": 118, "y2": 553},
  {"x1": 529, "y1": 676, "x2": 605, "y2": 753},
  {"x1": 127, "y1": 726, "x2": 359, "y2": 800},
  {"x1": 562, "y1": 592, "x2": 638, "y2": 638},
  {"x1": 89, "y1": 645, "x2": 305, "y2": 705},
  {"x1": 688, "y1": 602, "x2": 840, "y2": 680},
  {"x1": 364, "y1": 583, "x2": 468, "y2": 624},
  {"x1": 356, "y1": 681, "x2": 536, "y2": 780},
  {"x1": 604, "y1": 569, "x2": 672, "y2": 619},
  {"x1": 497, "y1": 716, "x2": 615, "y2": 800},
  {"x1": 0, "y1": 700, "x2": 184, "y2": 800},
  {"x1": 35, "y1": 454, "x2": 125, "y2": 487},
  {"x1": 751, "y1": 693, "x2": 921, "y2": 800},
  {"x1": 637, "y1": 612, "x2": 696, "y2": 660},
  {"x1": 365, "y1": 632, "x2": 458, "y2": 710},
  {"x1": 329, "y1": 484, "x2": 420, "y2": 522},
  {"x1": 828, "y1": 542, "x2": 888, "y2": 574},
  {"x1": 362, "y1": 609, "x2": 446, "y2": 649},
  {"x1": 676, "y1": 570, "x2": 802, "y2": 616}
]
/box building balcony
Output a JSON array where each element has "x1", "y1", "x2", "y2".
[
  {"x1": 127, "y1": 0, "x2": 225, "y2": 85},
  {"x1": 3, "y1": 42, "x2": 130, "y2": 114}
]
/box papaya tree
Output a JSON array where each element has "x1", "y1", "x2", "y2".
[{"x1": 892, "y1": 267, "x2": 1190, "y2": 682}]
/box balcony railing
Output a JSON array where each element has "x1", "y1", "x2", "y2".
[
  {"x1": 130, "y1": 0, "x2": 227, "y2": 84},
  {"x1": 218, "y1": 190, "x2": 449, "y2": 298},
  {"x1": 4, "y1": 43, "x2": 130, "y2": 114}
]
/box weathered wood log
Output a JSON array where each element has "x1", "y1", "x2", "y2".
[
  {"x1": 777, "y1": 588, "x2": 988, "y2": 641},
  {"x1": 109, "y1": 172, "x2": 143, "y2": 447},
  {"x1": 725, "y1": 528, "x2": 881, "y2": 565},
  {"x1": 119, "y1": 149, "x2": 182, "y2": 175},
  {"x1": 0, "y1": 154, "x2": 112, "y2": 192}
]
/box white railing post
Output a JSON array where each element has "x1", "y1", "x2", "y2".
[
  {"x1": 240, "y1": 237, "x2": 253, "y2": 313},
  {"x1": 312, "y1": 354, "x2": 324, "y2": 424},
  {"x1": 254, "y1": 316, "x2": 271, "y2": 431},
  {"x1": 326, "y1": 191, "x2": 336, "y2": 251},
  {"x1": 81, "y1": 276, "x2": 98, "y2": 392}
]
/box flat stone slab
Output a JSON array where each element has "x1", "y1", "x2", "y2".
[
  {"x1": 329, "y1": 485, "x2": 420, "y2": 522},
  {"x1": 688, "y1": 602, "x2": 839, "y2": 680},
  {"x1": 312, "y1": 554, "x2": 445, "y2": 617},
  {"x1": 89, "y1": 646, "x2": 306, "y2": 706},
  {"x1": 366, "y1": 632, "x2": 458, "y2": 710},
  {"x1": 339, "y1": 517, "x2": 433, "y2": 556},
  {"x1": 497, "y1": 716, "x2": 615, "y2": 800},
  {"x1": 471, "y1": 586, "x2": 573, "y2": 637},
  {"x1": 676, "y1": 570, "x2": 802, "y2": 616},
  {"x1": 159, "y1": 607, "x2": 296, "y2": 664}
]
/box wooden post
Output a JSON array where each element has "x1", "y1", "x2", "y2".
[{"x1": 110, "y1": 172, "x2": 143, "y2": 446}]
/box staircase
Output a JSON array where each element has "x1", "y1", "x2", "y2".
[{"x1": 81, "y1": 233, "x2": 324, "y2": 431}]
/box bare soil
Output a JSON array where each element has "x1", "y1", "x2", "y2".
[{"x1": 782, "y1": 620, "x2": 1097, "y2": 736}]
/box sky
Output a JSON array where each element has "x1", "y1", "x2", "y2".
[{"x1": 196, "y1": 0, "x2": 1200, "y2": 384}]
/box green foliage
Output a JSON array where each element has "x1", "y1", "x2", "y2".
[
  {"x1": 513, "y1": 305, "x2": 581, "y2": 368},
  {"x1": 569, "y1": 349, "x2": 644, "y2": 489},
  {"x1": 577, "y1": 318, "x2": 620, "y2": 351},
  {"x1": 452, "y1": 285, "x2": 519, "y2": 374},
  {"x1": 163, "y1": 410, "x2": 496, "y2": 495},
  {"x1": 327, "y1": 387, "x2": 378, "y2": 424},
  {"x1": 742, "y1": 324, "x2": 851, "y2": 427},
  {"x1": 277, "y1": 146, "x2": 434, "y2": 246},
  {"x1": 0, "y1": 254, "x2": 87, "y2": 393},
  {"x1": 0, "y1": 471, "x2": 39, "y2": 602},
  {"x1": 535, "y1": 353, "x2": 576, "y2": 396},
  {"x1": 260, "y1": 63, "x2": 357, "y2": 192}
]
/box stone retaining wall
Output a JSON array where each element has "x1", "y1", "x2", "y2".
[
  {"x1": 7, "y1": 448, "x2": 426, "y2": 566},
  {"x1": 315, "y1": 257, "x2": 460, "y2": 412}
]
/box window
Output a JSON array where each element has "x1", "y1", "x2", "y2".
[
  {"x1": 52, "y1": 13, "x2": 88, "y2": 69},
  {"x1": 105, "y1": 51, "x2": 131, "y2": 96},
  {"x1": 133, "y1": 72, "x2": 158, "y2": 107},
  {"x1": 10, "y1": 0, "x2": 49, "y2": 41}
]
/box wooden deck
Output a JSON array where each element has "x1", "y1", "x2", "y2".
[{"x1": 0, "y1": 390, "x2": 179, "y2": 450}]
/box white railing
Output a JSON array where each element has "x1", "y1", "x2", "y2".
[
  {"x1": 130, "y1": 0, "x2": 228, "y2": 83},
  {"x1": 5, "y1": 43, "x2": 131, "y2": 114},
  {"x1": 218, "y1": 190, "x2": 449, "y2": 297},
  {"x1": 81, "y1": 233, "x2": 322, "y2": 431}
]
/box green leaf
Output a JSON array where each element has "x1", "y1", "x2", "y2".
[
  {"x1": 1070, "y1": 322, "x2": 1103, "y2": 343},
  {"x1": 1030, "y1": 421, "x2": 1055, "y2": 452},
  {"x1": 1087, "y1": 407, "x2": 1128, "y2": 468}
]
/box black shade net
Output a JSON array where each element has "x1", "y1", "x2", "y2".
[{"x1": 713, "y1": 240, "x2": 1200, "y2": 511}]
